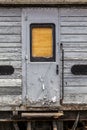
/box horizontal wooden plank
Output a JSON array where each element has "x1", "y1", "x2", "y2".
[
  {"x1": 0, "y1": 0, "x2": 87, "y2": 5},
  {"x1": 64, "y1": 61, "x2": 87, "y2": 68},
  {"x1": 64, "y1": 52, "x2": 87, "y2": 60},
  {"x1": 0, "y1": 79, "x2": 21, "y2": 87},
  {"x1": 64, "y1": 74, "x2": 87, "y2": 79},
  {"x1": 0, "y1": 43, "x2": 21, "y2": 48},
  {"x1": 0, "y1": 35, "x2": 21, "y2": 43},
  {"x1": 61, "y1": 27, "x2": 87, "y2": 34},
  {"x1": 0, "y1": 95, "x2": 22, "y2": 106},
  {"x1": 61, "y1": 35, "x2": 87, "y2": 42},
  {"x1": 0, "y1": 61, "x2": 22, "y2": 78},
  {"x1": 64, "y1": 68, "x2": 83, "y2": 74},
  {"x1": 61, "y1": 16, "x2": 87, "y2": 22},
  {"x1": 0, "y1": 22, "x2": 21, "y2": 27},
  {"x1": 61, "y1": 22, "x2": 87, "y2": 27},
  {"x1": 0, "y1": 87, "x2": 21, "y2": 95},
  {"x1": 0, "y1": 53, "x2": 21, "y2": 60},
  {"x1": 64, "y1": 70, "x2": 85, "y2": 76},
  {"x1": 64, "y1": 48, "x2": 87, "y2": 52},
  {"x1": 0, "y1": 48, "x2": 21, "y2": 53},
  {"x1": 63, "y1": 43, "x2": 87, "y2": 47},
  {"x1": 0, "y1": 9, "x2": 21, "y2": 17},
  {"x1": 22, "y1": 112, "x2": 63, "y2": 118},
  {"x1": 0, "y1": 61, "x2": 22, "y2": 68},
  {"x1": 0, "y1": 69, "x2": 22, "y2": 79},
  {"x1": 64, "y1": 87, "x2": 87, "y2": 93},
  {"x1": 64, "y1": 61, "x2": 87, "y2": 74},
  {"x1": 63, "y1": 93, "x2": 87, "y2": 104},
  {"x1": 64, "y1": 78, "x2": 87, "y2": 86},
  {"x1": 0, "y1": 27, "x2": 21, "y2": 35},
  {"x1": 64, "y1": 67, "x2": 87, "y2": 75},
  {"x1": 60, "y1": 9, "x2": 87, "y2": 16},
  {"x1": 64, "y1": 75, "x2": 87, "y2": 79},
  {"x1": 0, "y1": 17, "x2": 21, "y2": 22}
]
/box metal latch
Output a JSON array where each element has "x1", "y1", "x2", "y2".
[{"x1": 56, "y1": 65, "x2": 59, "y2": 75}]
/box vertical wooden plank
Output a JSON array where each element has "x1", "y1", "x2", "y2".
[
  {"x1": 57, "y1": 121, "x2": 63, "y2": 130},
  {"x1": 13, "y1": 122, "x2": 20, "y2": 130},
  {"x1": 27, "y1": 122, "x2": 31, "y2": 130},
  {"x1": 53, "y1": 121, "x2": 57, "y2": 130}
]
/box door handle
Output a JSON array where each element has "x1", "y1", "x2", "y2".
[{"x1": 56, "y1": 65, "x2": 59, "y2": 75}]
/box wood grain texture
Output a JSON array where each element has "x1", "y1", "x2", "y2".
[
  {"x1": 0, "y1": 27, "x2": 21, "y2": 35},
  {"x1": 63, "y1": 93, "x2": 87, "y2": 104},
  {"x1": 0, "y1": 0, "x2": 87, "y2": 4},
  {"x1": 0, "y1": 95, "x2": 22, "y2": 106},
  {"x1": 0, "y1": 8, "x2": 22, "y2": 101},
  {"x1": 60, "y1": 8, "x2": 87, "y2": 104}
]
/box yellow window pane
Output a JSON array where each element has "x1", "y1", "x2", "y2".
[{"x1": 32, "y1": 27, "x2": 53, "y2": 58}]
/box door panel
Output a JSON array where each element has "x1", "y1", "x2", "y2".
[{"x1": 22, "y1": 8, "x2": 60, "y2": 106}]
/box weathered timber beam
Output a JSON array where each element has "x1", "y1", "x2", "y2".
[
  {"x1": 0, "y1": 0, "x2": 87, "y2": 5},
  {"x1": 21, "y1": 112, "x2": 63, "y2": 118}
]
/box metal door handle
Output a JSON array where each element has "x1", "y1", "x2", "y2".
[{"x1": 56, "y1": 65, "x2": 59, "y2": 75}]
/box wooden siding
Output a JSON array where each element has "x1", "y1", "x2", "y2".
[
  {"x1": 0, "y1": 8, "x2": 22, "y2": 106},
  {"x1": 60, "y1": 8, "x2": 87, "y2": 103},
  {"x1": 0, "y1": 0, "x2": 87, "y2": 5}
]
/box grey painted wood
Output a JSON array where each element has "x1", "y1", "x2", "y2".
[
  {"x1": 0, "y1": 16, "x2": 21, "y2": 22},
  {"x1": 64, "y1": 48, "x2": 87, "y2": 52},
  {"x1": 0, "y1": 8, "x2": 22, "y2": 106},
  {"x1": 0, "y1": 22, "x2": 21, "y2": 27},
  {"x1": 0, "y1": 35, "x2": 21, "y2": 43},
  {"x1": 61, "y1": 22, "x2": 87, "y2": 27},
  {"x1": 0, "y1": 95, "x2": 22, "y2": 106},
  {"x1": 64, "y1": 61, "x2": 87, "y2": 68},
  {"x1": 0, "y1": 52, "x2": 21, "y2": 60},
  {"x1": 0, "y1": 48, "x2": 21, "y2": 53},
  {"x1": 64, "y1": 78, "x2": 87, "y2": 86},
  {"x1": 0, "y1": 69, "x2": 22, "y2": 79},
  {"x1": 0, "y1": 8, "x2": 21, "y2": 16},
  {"x1": 0, "y1": 61, "x2": 22, "y2": 68},
  {"x1": 0, "y1": 87, "x2": 21, "y2": 95},
  {"x1": 64, "y1": 52, "x2": 87, "y2": 60},
  {"x1": 60, "y1": 8, "x2": 87, "y2": 104},
  {"x1": 61, "y1": 27, "x2": 87, "y2": 34},
  {"x1": 0, "y1": 43, "x2": 21, "y2": 48},
  {"x1": 61, "y1": 35, "x2": 87, "y2": 42},
  {"x1": 0, "y1": 79, "x2": 21, "y2": 87},
  {"x1": 61, "y1": 16, "x2": 87, "y2": 22},
  {"x1": 0, "y1": 27, "x2": 21, "y2": 35},
  {"x1": 63, "y1": 93, "x2": 87, "y2": 104},
  {"x1": 22, "y1": 9, "x2": 27, "y2": 101},
  {"x1": 22, "y1": 8, "x2": 60, "y2": 107},
  {"x1": 60, "y1": 9, "x2": 87, "y2": 16}
]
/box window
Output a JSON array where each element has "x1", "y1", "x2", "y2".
[
  {"x1": 0, "y1": 65, "x2": 14, "y2": 75},
  {"x1": 71, "y1": 65, "x2": 87, "y2": 75},
  {"x1": 30, "y1": 24, "x2": 55, "y2": 62}
]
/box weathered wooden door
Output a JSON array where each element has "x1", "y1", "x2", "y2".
[{"x1": 22, "y1": 8, "x2": 60, "y2": 106}]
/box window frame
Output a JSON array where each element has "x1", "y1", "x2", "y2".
[{"x1": 30, "y1": 23, "x2": 56, "y2": 62}]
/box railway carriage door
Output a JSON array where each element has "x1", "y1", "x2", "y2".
[{"x1": 22, "y1": 8, "x2": 60, "y2": 106}]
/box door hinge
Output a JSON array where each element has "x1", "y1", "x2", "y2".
[{"x1": 25, "y1": 55, "x2": 28, "y2": 60}]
